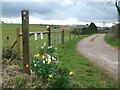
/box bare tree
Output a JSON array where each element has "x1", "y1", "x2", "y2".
[
  {"x1": 115, "y1": 0, "x2": 120, "y2": 15},
  {"x1": 115, "y1": 0, "x2": 120, "y2": 22},
  {"x1": 115, "y1": 0, "x2": 120, "y2": 42}
]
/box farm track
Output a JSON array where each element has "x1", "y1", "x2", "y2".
[{"x1": 77, "y1": 34, "x2": 118, "y2": 81}]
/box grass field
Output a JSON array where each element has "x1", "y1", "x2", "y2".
[
  {"x1": 2, "y1": 24, "x2": 118, "y2": 88},
  {"x1": 2, "y1": 23, "x2": 75, "y2": 56},
  {"x1": 104, "y1": 34, "x2": 120, "y2": 48}
]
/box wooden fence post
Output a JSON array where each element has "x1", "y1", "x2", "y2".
[
  {"x1": 61, "y1": 29, "x2": 64, "y2": 44},
  {"x1": 74, "y1": 30, "x2": 75, "y2": 39},
  {"x1": 48, "y1": 25, "x2": 51, "y2": 46},
  {"x1": 16, "y1": 28, "x2": 20, "y2": 59},
  {"x1": 76, "y1": 29, "x2": 77, "y2": 38},
  {"x1": 21, "y1": 9, "x2": 31, "y2": 75},
  {"x1": 78, "y1": 30, "x2": 79, "y2": 38},
  {"x1": 69, "y1": 30, "x2": 71, "y2": 40},
  {"x1": 54, "y1": 32, "x2": 56, "y2": 46},
  {"x1": 78, "y1": 30, "x2": 80, "y2": 37}
]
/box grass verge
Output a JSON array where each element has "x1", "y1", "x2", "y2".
[
  {"x1": 104, "y1": 34, "x2": 120, "y2": 48},
  {"x1": 57, "y1": 35, "x2": 118, "y2": 88}
]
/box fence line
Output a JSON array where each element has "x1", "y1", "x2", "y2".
[{"x1": 10, "y1": 9, "x2": 78, "y2": 75}]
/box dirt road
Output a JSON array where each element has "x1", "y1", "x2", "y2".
[{"x1": 77, "y1": 34, "x2": 118, "y2": 80}]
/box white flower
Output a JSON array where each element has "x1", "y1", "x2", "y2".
[
  {"x1": 50, "y1": 46, "x2": 52, "y2": 48},
  {"x1": 47, "y1": 55, "x2": 51, "y2": 59},
  {"x1": 46, "y1": 59, "x2": 48, "y2": 62},
  {"x1": 41, "y1": 47, "x2": 44, "y2": 49},
  {"x1": 42, "y1": 60, "x2": 45, "y2": 64},
  {"x1": 42, "y1": 43, "x2": 46, "y2": 48},
  {"x1": 44, "y1": 43, "x2": 46, "y2": 45},
  {"x1": 52, "y1": 57, "x2": 56, "y2": 60},
  {"x1": 48, "y1": 58, "x2": 51, "y2": 62},
  {"x1": 36, "y1": 47, "x2": 38, "y2": 49},
  {"x1": 46, "y1": 58, "x2": 51, "y2": 62},
  {"x1": 55, "y1": 48, "x2": 57, "y2": 50},
  {"x1": 48, "y1": 46, "x2": 52, "y2": 49},
  {"x1": 34, "y1": 64, "x2": 37, "y2": 67},
  {"x1": 42, "y1": 55, "x2": 45, "y2": 59}
]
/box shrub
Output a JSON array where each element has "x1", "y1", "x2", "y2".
[
  {"x1": 2, "y1": 47, "x2": 16, "y2": 64},
  {"x1": 2, "y1": 47, "x2": 16, "y2": 59},
  {"x1": 31, "y1": 43, "x2": 73, "y2": 88}
]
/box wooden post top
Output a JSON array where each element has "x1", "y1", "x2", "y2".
[{"x1": 22, "y1": 9, "x2": 29, "y2": 12}]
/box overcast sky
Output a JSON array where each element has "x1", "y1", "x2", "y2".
[{"x1": 0, "y1": 0, "x2": 118, "y2": 26}]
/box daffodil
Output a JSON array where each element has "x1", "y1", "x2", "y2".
[
  {"x1": 69, "y1": 72, "x2": 73, "y2": 75},
  {"x1": 47, "y1": 61, "x2": 51, "y2": 64},
  {"x1": 48, "y1": 46, "x2": 52, "y2": 49},
  {"x1": 48, "y1": 58, "x2": 51, "y2": 62},
  {"x1": 42, "y1": 55, "x2": 45, "y2": 59},
  {"x1": 26, "y1": 64, "x2": 29, "y2": 68},
  {"x1": 47, "y1": 55, "x2": 51, "y2": 59},
  {"x1": 42, "y1": 60, "x2": 45, "y2": 64},
  {"x1": 52, "y1": 57, "x2": 56, "y2": 60},
  {"x1": 44, "y1": 43, "x2": 46, "y2": 45},
  {"x1": 34, "y1": 64, "x2": 37, "y2": 67},
  {"x1": 41, "y1": 47, "x2": 44, "y2": 49},
  {"x1": 34, "y1": 54, "x2": 40, "y2": 58},
  {"x1": 49, "y1": 75, "x2": 53, "y2": 78}
]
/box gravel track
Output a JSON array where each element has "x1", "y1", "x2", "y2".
[{"x1": 77, "y1": 34, "x2": 118, "y2": 80}]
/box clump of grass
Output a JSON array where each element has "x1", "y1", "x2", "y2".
[
  {"x1": 104, "y1": 34, "x2": 120, "y2": 48},
  {"x1": 10, "y1": 76, "x2": 28, "y2": 88}
]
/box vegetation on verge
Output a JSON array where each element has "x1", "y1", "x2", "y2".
[
  {"x1": 57, "y1": 35, "x2": 118, "y2": 88},
  {"x1": 2, "y1": 24, "x2": 118, "y2": 88},
  {"x1": 31, "y1": 43, "x2": 73, "y2": 88},
  {"x1": 104, "y1": 34, "x2": 120, "y2": 48}
]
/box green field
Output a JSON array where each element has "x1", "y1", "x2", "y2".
[
  {"x1": 2, "y1": 24, "x2": 75, "y2": 56},
  {"x1": 2, "y1": 24, "x2": 118, "y2": 88}
]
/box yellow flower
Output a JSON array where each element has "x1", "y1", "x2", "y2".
[
  {"x1": 49, "y1": 75, "x2": 53, "y2": 78},
  {"x1": 47, "y1": 61, "x2": 51, "y2": 64},
  {"x1": 69, "y1": 72, "x2": 73, "y2": 75},
  {"x1": 34, "y1": 54, "x2": 40, "y2": 58},
  {"x1": 26, "y1": 64, "x2": 29, "y2": 68}
]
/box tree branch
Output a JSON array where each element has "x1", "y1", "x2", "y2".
[{"x1": 115, "y1": 0, "x2": 120, "y2": 15}]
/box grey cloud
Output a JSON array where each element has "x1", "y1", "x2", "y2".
[
  {"x1": 2, "y1": 2, "x2": 118, "y2": 23},
  {"x1": 2, "y1": 2, "x2": 60, "y2": 18}
]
